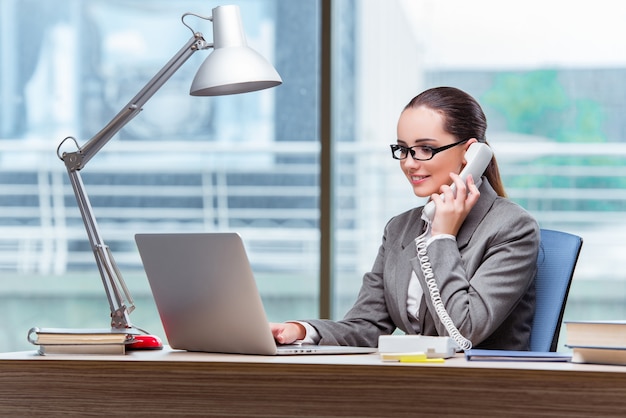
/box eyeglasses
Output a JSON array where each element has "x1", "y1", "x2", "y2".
[{"x1": 390, "y1": 138, "x2": 469, "y2": 161}]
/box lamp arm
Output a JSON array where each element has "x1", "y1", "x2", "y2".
[
  {"x1": 59, "y1": 33, "x2": 211, "y2": 329},
  {"x1": 64, "y1": 33, "x2": 210, "y2": 170},
  {"x1": 64, "y1": 168, "x2": 135, "y2": 328}
]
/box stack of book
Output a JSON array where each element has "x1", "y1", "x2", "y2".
[
  {"x1": 27, "y1": 327, "x2": 133, "y2": 355},
  {"x1": 565, "y1": 320, "x2": 626, "y2": 366}
]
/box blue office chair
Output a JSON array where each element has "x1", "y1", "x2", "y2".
[{"x1": 529, "y1": 229, "x2": 583, "y2": 352}]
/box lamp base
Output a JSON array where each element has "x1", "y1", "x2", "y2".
[{"x1": 127, "y1": 334, "x2": 164, "y2": 350}]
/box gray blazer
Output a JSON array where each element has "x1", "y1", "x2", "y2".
[{"x1": 306, "y1": 178, "x2": 540, "y2": 350}]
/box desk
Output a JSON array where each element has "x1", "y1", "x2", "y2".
[{"x1": 1, "y1": 347, "x2": 625, "y2": 417}]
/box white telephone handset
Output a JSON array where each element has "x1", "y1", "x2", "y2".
[
  {"x1": 422, "y1": 142, "x2": 493, "y2": 221},
  {"x1": 416, "y1": 142, "x2": 493, "y2": 351}
]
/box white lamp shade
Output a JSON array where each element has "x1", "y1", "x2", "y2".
[
  {"x1": 189, "y1": 5, "x2": 282, "y2": 96},
  {"x1": 190, "y1": 46, "x2": 282, "y2": 96}
]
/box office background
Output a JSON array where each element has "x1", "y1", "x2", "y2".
[{"x1": 1, "y1": 0, "x2": 625, "y2": 352}]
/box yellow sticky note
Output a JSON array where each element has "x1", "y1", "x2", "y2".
[
  {"x1": 380, "y1": 352, "x2": 426, "y2": 362},
  {"x1": 399, "y1": 356, "x2": 445, "y2": 363},
  {"x1": 380, "y1": 352, "x2": 445, "y2": 363}
]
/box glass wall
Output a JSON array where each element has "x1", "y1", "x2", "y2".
[
  {"x1": 0, "y1": 0, "x2": 321, "y2": 351},
  {"x1": 331, "y1": 0, "x2": 626, "y2": 349}
]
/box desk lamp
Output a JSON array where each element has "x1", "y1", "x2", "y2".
[{"x1": 55, "y1": 5, "x2": 282, "y2": 348}]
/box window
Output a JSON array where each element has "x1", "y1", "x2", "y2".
[
  {"x1": 0, "y1": 0, "x2": 321, "y2": 351},
  {"x1": 331, "y1": 0, "x2": 626, "y2": 349},
  {"x1": 1, "y1": 0, "x2": 625, "y2": 353}
]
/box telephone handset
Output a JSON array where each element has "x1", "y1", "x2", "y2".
[
  {"x1": 422, "y1": 142, "x2": 494, "y2": 221},
  {"x1": 416, "y1": 142, "x2": 493, "y2": 351}
]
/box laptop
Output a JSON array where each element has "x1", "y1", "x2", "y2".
[{"x1": 135, "y1": 232, "x2": 376, "y2": 356}]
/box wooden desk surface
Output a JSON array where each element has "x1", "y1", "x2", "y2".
[{"x1": 1, "y1": 347, "x2": 625, "y2": 417}]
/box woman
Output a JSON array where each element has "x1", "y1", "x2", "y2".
[{"x1": 272, "y1": 86, "x2": 540, "y2": 350}]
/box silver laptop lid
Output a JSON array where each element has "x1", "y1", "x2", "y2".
[{"x1": 135, "y1": 232, "x2": 279, "y2": 355}]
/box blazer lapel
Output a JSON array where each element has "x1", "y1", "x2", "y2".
[
  {"x1": 394, "y1": 209, "x2": 426, "y2": 333},
  {"x1": 456, "y1": 179, "x2": 497, "y2": 249}
]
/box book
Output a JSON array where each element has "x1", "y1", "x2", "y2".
[
  {"x1": 27, "y1": 327, "x2": 131, "y2": 355},
  {"x1": 464, "y1": 349, "x2": 572, "y2": 362},
  {"x1": 37, "y1": 343, "x2": 126, "y2": 355},
  {"x1": 28, "y1": 327, "x2": 131, "y2": 344},
  {"x1": 564, "y1": 320, "x2": 626, "y2": 349},
  {"x1": 569, "y1": 346, "x2": 626, "y2": 366}
]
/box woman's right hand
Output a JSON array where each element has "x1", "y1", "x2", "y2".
[
  {"x1": 270, "y1": 322, "x2": 306, "y2": 344},
  {"x1": 430, "y1": 172, "x2": 480, "y2": 237}
]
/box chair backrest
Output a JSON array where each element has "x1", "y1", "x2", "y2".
[{"x1": 530, "y1": 229, "x2": 583, "y2": 352}]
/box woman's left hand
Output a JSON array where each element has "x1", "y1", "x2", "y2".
[{"x1": 429, "y1": 173, "x2": 481, "y2": 237}]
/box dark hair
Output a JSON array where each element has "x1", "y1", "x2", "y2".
[{"x1": 405, "y1": 87, "x2": 506, "y2": 197}]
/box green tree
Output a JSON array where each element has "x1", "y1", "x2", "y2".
[{"x1": 481, "y1": 70, "x2": 605, "y2": 143}]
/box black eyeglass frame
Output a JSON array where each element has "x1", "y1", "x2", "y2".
[{"x1": 390, "y1": 138, "x2": 470, "y2": 161}]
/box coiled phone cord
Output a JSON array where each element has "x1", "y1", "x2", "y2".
[{"x1": 415, "y1": 231, "x2": 473, "y2": 351}]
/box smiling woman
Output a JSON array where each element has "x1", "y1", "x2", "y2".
[{"x1": 271, "y1": 86, "x2": 540, "y2": 351}]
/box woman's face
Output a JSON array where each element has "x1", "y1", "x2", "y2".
[{"x1": 396, "y1": 105, "x2": 472, "y2": 198}]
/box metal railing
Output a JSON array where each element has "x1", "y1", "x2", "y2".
[{"x1": 1, "y1": 140, "x2": 626, "y2": 283}]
